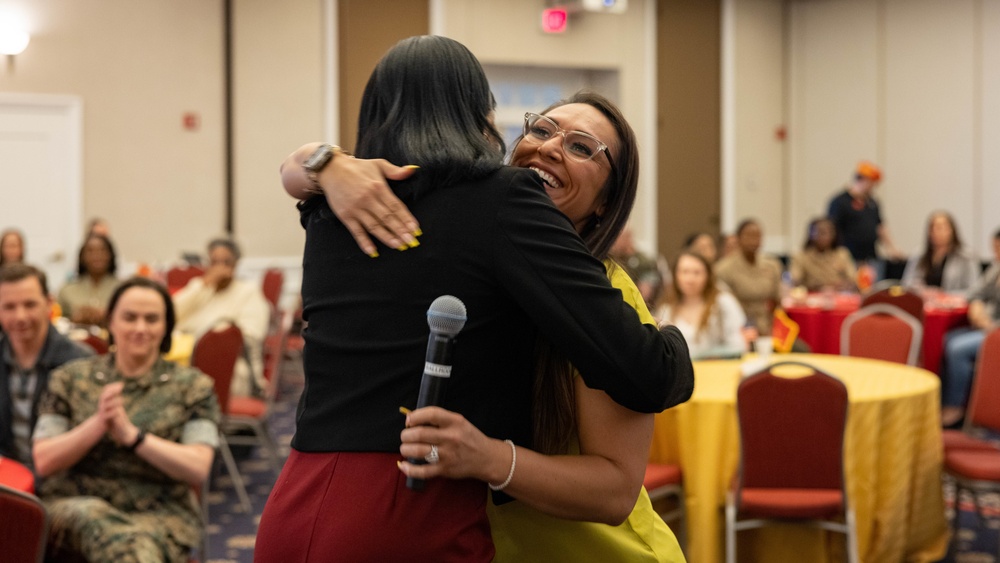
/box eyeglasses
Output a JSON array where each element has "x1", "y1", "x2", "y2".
[{"x1": 522, "y1": 113, "x2": 616, "y2": 172}]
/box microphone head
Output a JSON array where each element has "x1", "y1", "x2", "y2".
[{"x1": 427, "y1": 295, "x2": 467, "y2": 336}]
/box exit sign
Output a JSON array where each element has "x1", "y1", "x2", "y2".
[{"x1": 541, "y1": 8, "x2": 568, "y2": 34}]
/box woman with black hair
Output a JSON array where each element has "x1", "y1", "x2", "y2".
[
  {"x1": 58, "y1": 234, "x2": 119, "y2": 325},
  {"x1": 257, "y1": 36, "x2": 691, "y2": 562},
  {"x1": 33, "y1": 277, "x2": 220, "y2": 562}
]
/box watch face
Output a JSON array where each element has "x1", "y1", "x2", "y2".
[{"x1": 304, "y1": 145, "x2": 334, "y2": 172}]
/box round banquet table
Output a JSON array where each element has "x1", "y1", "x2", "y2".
[
  {"x1": 649, "y1": 354, "x2": 949, "y2": 563},
  {"x1": 0, "y1": 457, "x2": 34, "y2": 494},
  {"x1": 784, "y1": 294, "x2": 968, "y2": 373}
]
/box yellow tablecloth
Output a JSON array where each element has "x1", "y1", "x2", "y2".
[
  {"x1": 649, "y1": 354, "x2": 949, "y2": 563},
  {"x1": 163, "y1": 332, "x2": 195, "y2": 366}
]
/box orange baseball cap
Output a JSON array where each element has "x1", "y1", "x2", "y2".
[{"x1": 856, "y1": 161, "x2": 882, "y2": 182}]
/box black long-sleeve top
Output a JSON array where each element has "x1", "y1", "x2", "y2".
[{"x1": 292, "y1": 166, "x2": 692, "y2": 453}]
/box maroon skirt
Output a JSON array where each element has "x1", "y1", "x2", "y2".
[{"x1": 254, "y1": 450, "x2": 494, "y2": 563}]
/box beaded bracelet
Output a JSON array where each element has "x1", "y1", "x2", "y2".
[{"x1": 488, "y1": 439, "x2": 516, "y2": 491}]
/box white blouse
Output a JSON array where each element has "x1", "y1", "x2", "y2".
[{"x1": 656, "y1": 292, "x2": 747, "y2": 360}]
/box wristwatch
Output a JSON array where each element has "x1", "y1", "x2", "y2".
[{"x1": 302, "y1": 144, "x2": 340, "y2": 192}]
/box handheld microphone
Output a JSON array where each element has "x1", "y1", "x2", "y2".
[{"x1": 407, "y1": 295, "x2": 467, "y2": 491}]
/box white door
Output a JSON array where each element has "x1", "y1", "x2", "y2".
[{"x1": 0, "y1": 93, "x2": 83, "y2": 292}]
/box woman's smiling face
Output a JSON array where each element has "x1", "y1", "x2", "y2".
[{"x1": 511, "y1": 103, "x2": 617, "y2": 233}]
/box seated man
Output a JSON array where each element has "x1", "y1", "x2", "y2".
[
  {"x1": 940, "y1": 227, "x2": 1000, "y2": 427},
  {"x1": 0, "y1": 264, "x2": 90, "y2": 467},
  {"x1": 173, "y1": 238, "x2": 269, "y2": 397}
]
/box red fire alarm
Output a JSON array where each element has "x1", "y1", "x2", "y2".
[
  {"x1": 542, "y1": 8, "x2": 569, "y2": 33},
  {"x1": 183, "y1": 112, "x2": 200, "y2": 132}
]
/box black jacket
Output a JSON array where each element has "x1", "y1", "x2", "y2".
[
  {"x1": 0, "y1": 325, "x2": 90, "y2": 463},
  {"x1": 293, "y1": 166, "x2": 693, "y2": 454}
]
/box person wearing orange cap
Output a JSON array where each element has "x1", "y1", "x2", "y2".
[{"x1": 826, "y1": 160, "x2": 903, "y2": 264}]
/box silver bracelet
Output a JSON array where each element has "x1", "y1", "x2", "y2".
[{"x1": 488, "y1": 439, "x2": 516, "y2": 491}]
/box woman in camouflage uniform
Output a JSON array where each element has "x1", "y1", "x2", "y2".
[{"x1": 33, "y1": 277, "x2": 220, "y2": 563}]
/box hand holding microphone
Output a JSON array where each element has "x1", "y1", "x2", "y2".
[{"x1": 406, "y1": 295, "x2": 467, "y2": 491}]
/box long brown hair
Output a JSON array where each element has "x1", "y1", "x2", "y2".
[
  {"x1": 917, "y1": 211, "x2": 962, "y2": 274},
  {"x1": 661, "y1": 252, "x2": 719, "y2": 336},
  {"x1": 526, "y1": 91, "x2": 640, "y2": 455}
]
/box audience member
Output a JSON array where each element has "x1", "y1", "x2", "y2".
[
  {"x1": 172, "y1": 238, "x2": 269, "y2": 397},
  {"x1": 58, "y1": 234, "x2": 119, "y2": 325},
  {"x1": 940, "y1": 227, "x2": 1000, "y2": 427},
  {"x1": 0, "y1": 264, "x2": 90, "y2": 467},
  {"x1": 683, "y1": 231, "x2": 718, "y2": 264},
  {"x1": 827, "y1": 161, "x2": 903, "y2": 264},
  {"x1": 715, "y1": 219, "x2": 783, "y2": 336},
  {"x1": 790, "y1": 217, "x2": 857, "y2": 292},
  {"x1": 656, "y1": 251, "x2": 746, "y2": 359},
  {"x1": 33, "y1": 277, "x2": 219, "y2": 562},
  {"x1": 1, "y1": 229, "x2": 25, "y2": 266},
  {"x1": 609, "y1": 226, "x2": 663, "y2": 308},
  {"x1": 902, "y1": 211, "x2": 980, "y2": 293}
]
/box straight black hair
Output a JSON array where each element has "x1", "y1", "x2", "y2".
[
  {"x1": 355, "y1": 35, "x2": 505, "y2": 189},
  {"x1": 76, "y1": 234, "x2": 118, "y2": 277}
]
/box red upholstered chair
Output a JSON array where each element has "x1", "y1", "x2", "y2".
[
  {"x1": 166, "y1": 265, "x2": 204, "y2": 295},
  {"x1": 726, "y1": 361, "x2": 859, "y2": 563},
  {"x1": 261, "y1": 268, "x2": 284, "y2": 311},
  {"x1": 942, "y1": 329, "x2": 1000, "y2": 454},
  {"x1": 643, "y1": 463, "x2": 685, "y2": 544},
  {"x1": 80, "y1": 332, "x2": 109, "y2": 355},
  {"x1": 840, "y1": 303, "x2": 923, "y2": 366},
  {"x1": 191, "y1": 323, "x2": 252, "y2": 513},
  {"x1": 943, "y1": 448, "x2": 1000, "y2": 557},
  {"x1": 861, "y1": 283, "x2": 924, "y2": 323},
  {"x1": 0, "y1": 484, "x2": 48, "y2": 563}
]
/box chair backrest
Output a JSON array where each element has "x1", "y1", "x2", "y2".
[
  {"x1": 261, "y1": 269, "x2": 284, "y2": 310},
  {"x1": 166, "y1": 265, "x2": 205, "y2": 294},
  {"x1": 861, "y1": 283, "x2": 924, "y2": 322},
  {"x1": 965, "y1": 329, "x2": 1000, "y2": 433},
  {"x1": 191, "y1": 323, "x2": 243, "y2": 414},
  {"x1": 840, "y1": 303, "x2": 923, "y2": 366},
  {"x1": 0, "y1": 484, "x2": 48, "y2": 563},
  {"x1": 737, "y1": 361, "x2": 849, "y2": 491},
  {"x1": 80, "y1": 333, "x2": 109, "y2": 355}
]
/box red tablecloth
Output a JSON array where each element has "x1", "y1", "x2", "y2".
[
  {"x1": 0, "y1": 457, "x2": 34, "y2": 494},
  {"x1": 784, "y1": 293, "x2": 968, "y2": 374}
]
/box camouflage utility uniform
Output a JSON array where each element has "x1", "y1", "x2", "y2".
[{"x1": 34, "y1": 355, "x2": 220, "y2": 563}]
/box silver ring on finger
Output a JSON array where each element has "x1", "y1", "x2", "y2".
[{"x1": 424, "y1": 444, "x2": 440, "y2": 464}]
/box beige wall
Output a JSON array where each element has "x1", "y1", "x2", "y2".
[
  {"x1": 232, "y1": 0, "x2": 323, "y2": 258},
  {"x1": 725, "y1": 0, "x2": 786, "y2": 250},
  {"x1": 0, "y1": 0, "x2": 227, "y2": 263}
]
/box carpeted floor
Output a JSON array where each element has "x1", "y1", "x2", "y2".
[{"x1": 200, "y1": 365, "x2": 1000, "y2": 563}]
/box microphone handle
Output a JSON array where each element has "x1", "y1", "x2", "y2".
[{"x1": 407, "y1": 333, "x2": 455, "y2": 491}]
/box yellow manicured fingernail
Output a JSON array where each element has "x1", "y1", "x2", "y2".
[
  {"x1": 407, "y1": 239, "x2": 420, "y2": 248},
  {"x1": 397, "y1": 460, "x2": 403, "y2": 469},
  {"x1": 368, "y1": 251, "x2": 379, "y2": 258},
  {"x1": 396, "y1": 245, "x2": 408, "y2": 251},
  {"x1": 414, "y1": 228, "x2": 423, "y2": 237},
  {"x1": 404, "y1": 165, "x2": 420, "y2": 170},
  {"x1": 399, "y1": 406, "x2": 411, "y2": 415}
]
